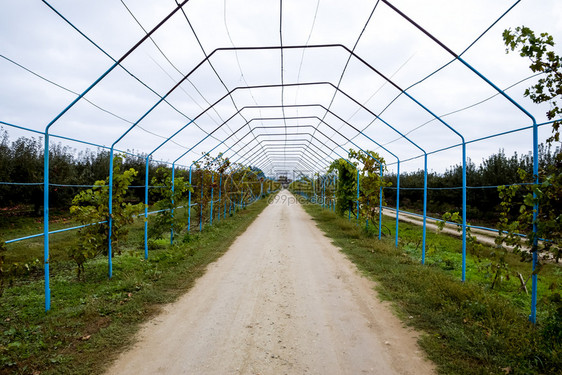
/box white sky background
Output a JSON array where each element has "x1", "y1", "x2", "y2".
[{"x1": 0, "y1": 0, "x2": 561, "y2": 177}]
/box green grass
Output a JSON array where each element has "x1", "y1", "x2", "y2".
[
  {"x1": 0, "y1": 196, "x2": 271, "y2": 375},
  {"x1": 1, "y1": 208, "x2": 80, "y2": 264},
  {"x1": 0, "y1": 205, "x2": 205, "y2": 265},
  {"x1": 381, "y1": 214, "x2": 560, "y2": 318},
  {"x1": 303, "y1": 203, "x2": 562, "y2": 375}
]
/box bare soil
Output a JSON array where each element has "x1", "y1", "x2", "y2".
[{"x1": 105, "y1": 190, "x2": 435, "y2": 375}]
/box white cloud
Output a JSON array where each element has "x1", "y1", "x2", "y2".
[{"x1": 0, "y1": 0, "x2": 560, "y2": 174}]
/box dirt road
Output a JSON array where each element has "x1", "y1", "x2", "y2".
[{"x1": 105, "y1": 190, "x2": 434, "y2": 375}]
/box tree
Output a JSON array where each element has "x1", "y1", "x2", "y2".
[{"x1": 9, "y1": 136, "x2": 42, "y2": 213}]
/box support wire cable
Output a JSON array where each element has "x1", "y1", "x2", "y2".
[
  {"x1": 332, "y1": 69, "x2": 544, "y2": 157},
  {"x1": 221, "y1": 0, "x2": 267, "y2": 158},
  {"x1": 385, "y1": 119, "x2": 557, "y2": 166},
  {"x1": 121, "y1": 0, "x2": 222, "y2": 124},
  {"x1": 174, "y1": 1, "x2": 242, "y2": 138},
  {"x1": 0, "y1": 54, "x2": 191, "y2": 150},
  {"x1": 147, "y1": 55, "x2": 224, "y2": 147},
  {"x1": 42, "y1": 0, "x2": 197, "y2": 125},
  {"x1": 0, "y1": 119, "x2": 186, "y2": 168},
  {"x1": 175, "y1": 0, "x2": 271, "y2": 166},
  {"x1": 294, "y1": 0, "x2": 321, "y2": 133},
  {"x1": 121, "y1": 0, "x2": 232, "y2": 134},
  {"x1": 307, "y1": 0, "x2": 381, "y2": 160},
  {"x1": 41, "y1": 0, "x2": 216, "y2": 155},
  {"x1": 343, "y1": 52, "x2": 416, "y2": 124},
  {"x1": 334, "y1": 0, "x2": 523, "y2": 150},
  {"x1": 120, "y1": 0, "x2": 225, "y2": 146},
  {"x1": 222, "y1": 0, "x2": 261, "y2": 109},
  {"x1": 376, "y1": 71, "x2": 545, "y2": 149}
]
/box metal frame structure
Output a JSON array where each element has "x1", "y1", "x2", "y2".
[{"x1": 1, "y1": 0, "x2": 558, "y2": 325}]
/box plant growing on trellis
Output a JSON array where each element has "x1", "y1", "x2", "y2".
[
  {"x1": 192, "y1": 153, "x2": 231, "y2": 228},
  {"x1": 348, "y1": 149, "x2": 391, "y2": 230},
  {"x1": 328, "y1": 149, "x2": 391, "y2": 227},
  {"x1": 499, "y1": 26, "x2": 561, "y2": 331},
  {"x1": 148, "y1": 167, "x2": 193, "y2": 241},
  {"x1": 498, "y1": 27, "x2": 561, "y2": 263},
  {"x1": 328, "y1": 157, "x2": 357, "y2": 217},
  {"x1": 69, "y1": 155, "x2": 143, "y2": 278}
]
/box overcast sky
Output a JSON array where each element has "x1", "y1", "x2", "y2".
[{"x1": 1, "y1": 0, "x2": 561, "y2": 176}]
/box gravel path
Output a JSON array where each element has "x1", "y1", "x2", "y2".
[{"x1": 105, "y1": 190, "x2": 435, "y2": 375}]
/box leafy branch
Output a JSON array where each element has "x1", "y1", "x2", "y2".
[
  {"x1": 69, "y1": 155, "x2": 144, "y2": 278},
  {"x1": 498, "y1": 26, "x2": 561, "y2": 263},
  {"x1": 148, "y1": 167, "x2": 193, "y2": 241}
]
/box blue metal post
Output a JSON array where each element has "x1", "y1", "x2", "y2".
[
  {"x1": 107, "y1": 149, "x2": 114, "y2": 278},
  {"x1": 222, "y1": 179, "x2": 225, "y2": 219},
  {"x1": 144, "y1": 156, "x2": 149, "y2": 259},
  {"x1": 422, "y1": 155, "x2": 428, "y2": 265},
  {"x1": 170, "y1": 165, "x2": 175, "y2": 244},
  {"x1": 240, "y1": 171, "x2": 245, "y2": 210},
  {"x1": 356, "y1": 170, "x2": 360, "y2": 220},
  {"x1": 461, "y1": 145, "x2": 467, "y2": 281},
  {"x1": 218, "y1": 175, "x2": 222, "y2": 221},
  {"x1": 199, "y1": 171, "x2": 204, "y2": 232},
  {"x1": 43, "y1": 134, "x2": 50, "y2": 311},
  {"x1": 395, "y1": 162, "x2": 400, "y2": 247},
  {"x1": 322, "y1": 176, "x2": 326, "y2": 208},
  {"x1": 210, "y1": 173, "x2": 214, "y2": 226},
  {"x1": 530, "y1": 119, "x2": 539, "y2": 323},
  {"x1": 188, "y1": 167, "x2": 192, "y2": 231},
  {"x1": 333, "y1": 174, "x2": 336, "y2": 212},
  {"x1": 379, "y1": 166, "x2": 383, "y2": 240}
]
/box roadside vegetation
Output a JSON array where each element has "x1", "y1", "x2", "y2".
[
  {"x1": 384, "y1": 144, "x2": 558, "y2": 227},
  {"x1": 0, "y1": 137, "x2": 277, "y2": 374},
  {"x1": 303, "y1": 203, "x2": 561, "y2": 374},
  {"x1": 0, "y1": 194, "x2": 272, "y2": 375},
  {"x1": 296, "y1": 25, "x2": 561, "y2": 374},
  {"x1": 0, "y1": 23, "x2": 560, "y2": 375}
]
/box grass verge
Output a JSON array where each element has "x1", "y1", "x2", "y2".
[
  {"x1": 0, "y1": 196, "x2": 271, "y2": 375},
  {"x1": 302, "y1": 203, "x2": 561, "y2": 375}
]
